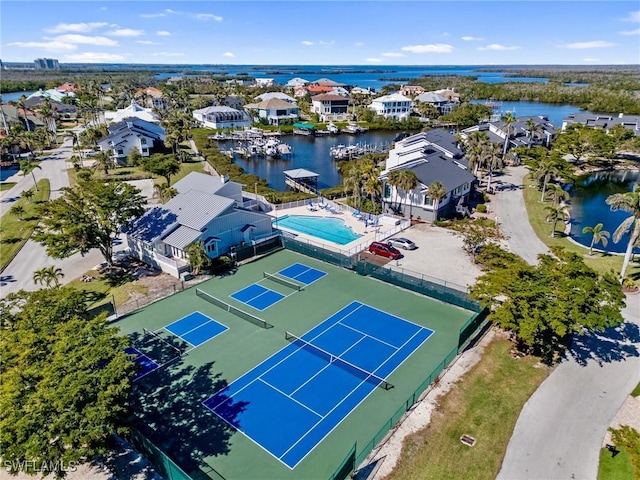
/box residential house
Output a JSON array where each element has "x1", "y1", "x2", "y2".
[
  {"x1": 369, "y1": 93, "x2": 413, "y2": 120},
  {"x1": 460, "y1": 115, "x2": 557, "y2": 150},
  {"x1": 124, "y1": 172, "x2": 274, "y2": 278},
  {"x1": 414, "y1": 92, "x2": 457, "y2": 115},
  {"x1": 433, "y1": 88, "x2": 461, "y2": 104},
  {"x1": 561, "y1": 113, "x2": 640, "y2": 136},
  {"x1": 96, "y1": 118, "x2": 165, "y2": 164},
  {"x1": 192, "y1": 106, "x2": 253, "y2": 129},
  {"x1": 104, "y1": 100, "x2": 161, "y2": 125},
  {"x1": 310, "y1": 93, "x2": 350, "y2": 122},
  {"x1": 381, "y1": 129, "x2": 476, "y2": 221},
  {"x1": 350, "y1": 86, "x2": 375, "y2": 96},
  {"x1": 135, "y1": 87, "x2": 168, "y2": 110},
  {"x1": 255, "y1": 78, "x2": 275, "y2": 88},
  {"x1": 244, "y1": 98, "x2": 299, "y2": 126},
  {"x1": 399, "y1": 85, "x2": 425, "y2": 97},
  {"x1": 286, "y1": 77, "x2": 309, "y2": 87},
  {"x1": 210, "y1": 95, "x2": 244, "y2": 109},
  {"x1": 0, "y1": 104, "x2": 44, "y2": 133},
  {"x1": 312, "y1": 78, "x2": 347, "y2": 88},
  {"x1": 27, "y1": 88, "x2": 75, "y2": 103},
  {"x1": 255, "y1": 92, "x2": 297, "y2": 104}
]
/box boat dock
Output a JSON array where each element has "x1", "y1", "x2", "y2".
[
  {"x1": 329, "y1": 141, "x2": 390, "y2": 160},
  {"x1": 284, "y1": 168, "x2": 319, "y2": 195}
]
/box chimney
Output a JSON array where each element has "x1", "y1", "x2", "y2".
[{"x1": 221, "y1": 174, "x2": 229, "y2": 184}]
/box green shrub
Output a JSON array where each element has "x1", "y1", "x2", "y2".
[{"x1": 476, "y1": 204, "x2": 487, "y2": 213}]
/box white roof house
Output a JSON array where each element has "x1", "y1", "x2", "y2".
[
  {"x1": 125, "y1": 172, "x2": 274, "y2": 278},
  {"x1": 97, "y1": 118, "x2": 165, "y2": 163},
  {"x1": 104, "y1": 101, "x2": 160, "y2": 125},
  {"x1": 369, "y1": 93, "x2": 413, "y2": 120},
  {"x1": 244, "y1": 98, "x2": 299, "y2": 126},
  {"x1": 255, "y1": 92, "x2": 297, "y2": 104},
  {"x1": 192, "y1": 106, "x2": 253, "y2": 130},
  {"x1": 286, "y1": 77, "x2": 309, "y2": 87}
]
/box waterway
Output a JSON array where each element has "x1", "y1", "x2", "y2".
[
  {"x1": 0, "y1": 91, "x2": 36, "y2": 103},
  {"x1": 224, "y1": 130, "x2": 399, "y2": 191},
  {"x1": 569, "y1": 169, "x2": 640, "y2": 254}
]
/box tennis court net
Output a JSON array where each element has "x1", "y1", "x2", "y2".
[
  {"x1": 263, "y1": 271, "x2": 303, "y2": 291},
  {"x1": 142, "y1": 327, "x2": 185, "y2": 356},
  {"x1": 195, "y1": 288, "x2": 274, "y2": 329},
  {"x1": 285, "y1": 331, "x2": 394, "y2": 390}
]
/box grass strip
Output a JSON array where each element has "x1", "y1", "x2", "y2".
[
  {"x1": 0, "y1": 179, "x2": 51, "y2": 272},
  {"x1": 598, "y1": 446, "x2": 635, "y2": 480},
  {"x1": 385, "y1": 336, "x2": 550, "y2": 480}
]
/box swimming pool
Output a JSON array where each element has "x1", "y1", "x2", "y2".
[{"x1": 274, "y1": 215, "x2": 363, "y2": 245}]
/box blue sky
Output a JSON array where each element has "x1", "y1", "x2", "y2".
[{"x1": 2, "y1": 1, "x2": 639, "y2": 65}]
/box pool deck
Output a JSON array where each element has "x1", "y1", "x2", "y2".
[{"x1": 269, "y1": 204, "x2": 407, "y2": 254}]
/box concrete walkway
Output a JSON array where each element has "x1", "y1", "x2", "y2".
[{"x1": 494, "y1": 165, "x2": 549, "y2": 265}]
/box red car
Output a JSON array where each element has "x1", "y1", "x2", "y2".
[{"x1": 368, "y1": 241, "x2": 402, "y2": 260}]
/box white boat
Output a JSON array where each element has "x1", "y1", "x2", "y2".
[
  {"x1": 343, "y1": 123, "x2": 365, "y2": 134},
  {"x1": 327, "y1": 123, "x2": 339, "y2": 134},
  {"x1": 264, "y1": 138, "x2": 281, "y2": 158}
]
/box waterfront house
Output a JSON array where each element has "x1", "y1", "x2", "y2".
[
  {"x1": 310, "y1": 93, "x2": 350, "y2": 122},
  {"x1": 192, "y1": 106, "x2": 253, "y2": 130},
  {"x1": 369, "y1": 93, "x2": 413, "y2": 120},
  {"x1": 244, "y1": 98, "x2": 299, "y2": 126},
  {"x1": 0, "y1": 104, "x2": 44, "y2": 134},
  {"x1": 124, "y1": 172, "x2": 274, "y2": 278},
  {"x1": 561, "y1": 113, "x2": 640, "y2": 136},
  {"x1": 380, "y1": 129, "x2": 476, "y2": 221},
  {"x1": 414, "y1": 92, "x2": 457, "y2": 115},
  {"x1": 460, "y1": 115, "x2": 557, "y2": 150},
  {"x1": 286, "y1": 77, "x2": 309, "y2": 87},
  {"x1": 399, "y1": 85, "x2": 425, "y2": 97},
  {"x1": 255, "y1": 78, "x2": 275, "y2": 88},
  {"x1": 104, "y1": 100, "x2": 161, "y2": 125},
  {"x1": 134, "y1": 87, "x2": 167, "y2": 110},
  {"x1": 97, "y1": 118, "x2": 165, "y2": 164},
  {"x1": 255, "y1": 92, "x2": 297, "y2": 104}
]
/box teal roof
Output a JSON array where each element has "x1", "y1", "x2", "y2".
[{"x1": 292, "y1": 122, "x2": 316, "y2": 130}]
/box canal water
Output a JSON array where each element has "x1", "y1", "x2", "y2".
[{"x1": 569, "y1": 169, "x2": 640, "y2": 254}]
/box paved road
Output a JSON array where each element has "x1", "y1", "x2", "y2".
[
  {"x1": 0, "y1": 130, "x2": 122, "y2": 297},
  {"x1": 494, "y1": 165, "x2": 549, "y2": 265},
  {"x1": 497, "y1": 293, "x2": 640, "y2": 480}
]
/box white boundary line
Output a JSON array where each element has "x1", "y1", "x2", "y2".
[
  {"x1": 278, "y1": 262, "x2": 328, "y2": 287},
  {"x1": 258, "y1": 378, "x2": 324, "y2": 418},
  {"x1": 230, "y1": 283, "x2": 286, "y2": 312}
]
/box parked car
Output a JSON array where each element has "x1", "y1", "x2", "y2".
[
  {"x1": 368, "y1": 241, "x2": 402, "y2": 259},
  {"x1": 387, "y1": 237, "x2": 416, "y2": 250}
]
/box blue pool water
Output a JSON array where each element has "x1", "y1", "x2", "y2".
[{"x1": 274, "y1": 215, "x2": 362, "y2": 245}]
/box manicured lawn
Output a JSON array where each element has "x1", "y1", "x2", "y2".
[
  {"x1": 0, "y1": 179, "x2": 50, "y2": 271},
  {"x1": 632, "y1": 382, "x2": 640, "y2": 398},
  {"x1": 598, "y1": 446, "x2": 635, "y2": 480},
  {"x1": 522, "y1": 175, "x2": 639, "y2": 279},
  {"x1": 0, "y1": 182, "x2": 16, "y2": 191},
  {"x1": 387, "y1": 336, "x2": 550, "y2": 480},
  {"x1": 65, "y1": 268, "x2": 149, "y2": 308}
]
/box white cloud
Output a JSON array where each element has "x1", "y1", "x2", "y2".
[
  {"x1": 301, "y1": 40, "x2": 315, "y2": 46},
  {"x1": 64, "y1": 52, "x2": 125, "y2": 62},
  {"x1": 558, "y1": 40, "x2": 616, "y2": 49},
  {"x1": 165, "y1": 9, "x2": 180, "y2": 15},
  {"x1": 401, "y1": 43, "x2": 454, "y2": 54},
  {"x1": 100, "y1": 7, "x2": 107, "y2": 11},
  {"x1": 140, "y1": 12, "x2": 166, "y2": 18},
  {"x1": 365, "y1": 58, "x2": 382, "y2": 62},
  {"x1": 462, "y1": 36, "x2": 483, "y2": 41},
  {"x1": 45, "y1": 22, "x2": 108, "y2": 33},
  {"x1": 108, "y1": 28, "x2": 144, "y2": 37},
  {"x1": 622, "y1": 10, "x2": 640, "y2": 22},
  {"x1": 196, "y1": 13, "x2": 223, "y2": 21},
  {"x1": 381, "y1": 52, "x2": 405, "y2": 57},
  {"x1": 222, "y1": 52, "x2": 235, "y2": 58},
  {"x1": 354, "y1": 42, "x2": 365, "y2": 47},
  {"x1": 7, "y1": 40, "x2": 77, "y2": 52},
  {"x1": 52, "y1": 34, "x2": 118, "y2": 46},
  {"x1": 319, "y1": 40, "x2": 335, "y2": 46},
  {"x1": 583, "y1": 57, "x2": 599, "y2": 62},
  {"x1": 151, "y1": 52, "x2": 185, "y2": 57},
  {"x1": 619, "y1": 28, "x2": 640, "y2": 35},
  {"x1": 478, "y1": 43, "x2": 520, "y2": 51},
  {"x1": 136, "y1": 40, "x2": 161, "y2": 45},
  {"x1": 157, "y1": 31, "x2": 171, "y2": 36}
]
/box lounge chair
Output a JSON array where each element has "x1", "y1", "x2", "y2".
[
  {"x1": 318, "y1": 200, "x2": 328, "y2": 209},
  {"x1": 352, "y1": 209, "x2": 362, "y2": 220},
  {"x1": 307, "y1": 201, "x2": 317, "y2": 212}
]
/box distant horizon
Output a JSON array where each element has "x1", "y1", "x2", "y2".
[{"x1": 2, "y1": 1, "x2": 638, "y2": 65}]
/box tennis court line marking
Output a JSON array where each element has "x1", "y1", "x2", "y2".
[
  {"x1": 161, "y1": 311, "x2": 229, "y2": 351},
  {"x1": 288, "y1": 334, "x2": 369, "y2": 398},
  {"x1": 230, "y1": 284, "x2": 287, "y2": 311},
  {"x1": 278, "y1": 263, "x2": 327, "y2": 286},
  {"x1": 337, "y1": 322, "x2": 399, "y2": 350},
  {"x1": 257, "y1": 277, "x2": 299, "y2": 298},
  {"x1": 163, "y1": 310, "x2": 211, "y2": 334},
  {"x1": 257, "y1": 378, "x2": 324, "y2": 418}
]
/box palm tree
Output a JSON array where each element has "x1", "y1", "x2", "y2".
[
  {"x1": 32, "y1": 266, "x2": 64, "y2": 288},
  {"x1": 501, "y1": 112, "x2": 516, "y2": 159},
  {"x1": 461, "y1": 131, "x2": 490, "y2": 176},
  {"x1": 153, "y1": 183, "x2": 178, "y2": 203},
  {"x1": 68, "y1": 131, "x2": 84, "y2": 160},
  {"x1": 484, "y1": 141, "x2": 503, "y2": 192},
  {"x1": 397, "y1": 170, "x2": 419, "y2": 218},
  {"x1": 582, "y1": 223, "x2": 610, "y2": 255},
  {"x1": 386, "y1": 169, "x2": 403, "y2": 213},
  {"x1": 21, "y1": 189, "x2": 34, "y2": 203},
  {"x1": 544, "y1": 183, "x2": 570, "y2": 206},
  {"x1": 20, "y1": 159, "x2": 41, "y2": 191},
  {"x1": 93, "y1": 150, "x2": 113, "y2": 175},
  {"x1": 544, "y1": 204, "x2": 570, "y2": 238},
  {"x1": 343, "y1": 163, "x2": 364, "y2": 209},
  {"x1": 10, "y1": 205, "x2": 25, "y2": 220},
  {"x1": 176, "y1": 149, "x2": 192, "y2": 164},
  {"x1": 606, "y1": 184, "x2": 640, "y2": 280},
  {"x1": 533, "y1": 158, "x2": 561, "y2": 202},
  {"x1": 428, "y1": 180, "x2": 446, "y2": 222},
  {"x1": 525, "y1": 118, "x2": 543, "y2": 147}
]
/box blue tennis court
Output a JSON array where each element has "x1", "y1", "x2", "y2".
[
  {"x1": 126, "y1": 347, "x2": 159, "y2": 381},
  {"x1": 202, "y1": 301, "x2": 434, "y2": 469},
  {"x1": 230, "y1": 283, "x2": 285, "y2": 311},
  {"x1": 277, "y1": 263, "x2": 327, "y2": 285},
  {"x1": 165, "y1": 311, "x2": 228, "y2": 347}
]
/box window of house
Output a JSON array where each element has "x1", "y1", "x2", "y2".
[
  {"x1": 424, "y1": 194, "x2": 434, "y2": 207},
  {"x1": 140, "y1": 138, "x2": 147, "y2": 145},
  {"x1": 116, "y1": 149, "x2": 124, "y2": 155},
  {"x1": 384, "y1": 183, "x2": 391, "y2": 198}
]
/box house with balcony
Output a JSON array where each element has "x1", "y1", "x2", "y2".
[
  {"x1": 96, "y1": 118, "x2": 165, "y2": 164},
  {"x1": 369, "y1": 93, "x2": 413, "y2": 120},
  {"x1": 381, "y1": 129, "x2": 476, "y2": 221},
  {"x1": 124, "y1": 172, "x2": 274, "y2": 278},
  {"x1": 310, "y1": 93, "x2": 351, "y2": 122},
  {"x1": 561, "y1": 113, "x2": 640, "y2": 136},
  {"x1": 460, "y1": 115, "x2": 557, "y2": 150},
  {"x1": 255, "y1": 92, "x2": 297, "y2": 104},
  {"x1": 414, "y1": 92, "x2": 457, "y2": 115},
  {"x1": 399, "y1": 85, "x2": 425, "y2": 97},
  {"x1": 244, "y1": 98, "x2": 299, "y2": 126},
  {"x1": 192, "y1": 106, "x2": 253, "y2": 129},
  {"x1": 135, "y1": 87, "x2": 168, "y2": 110}
]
